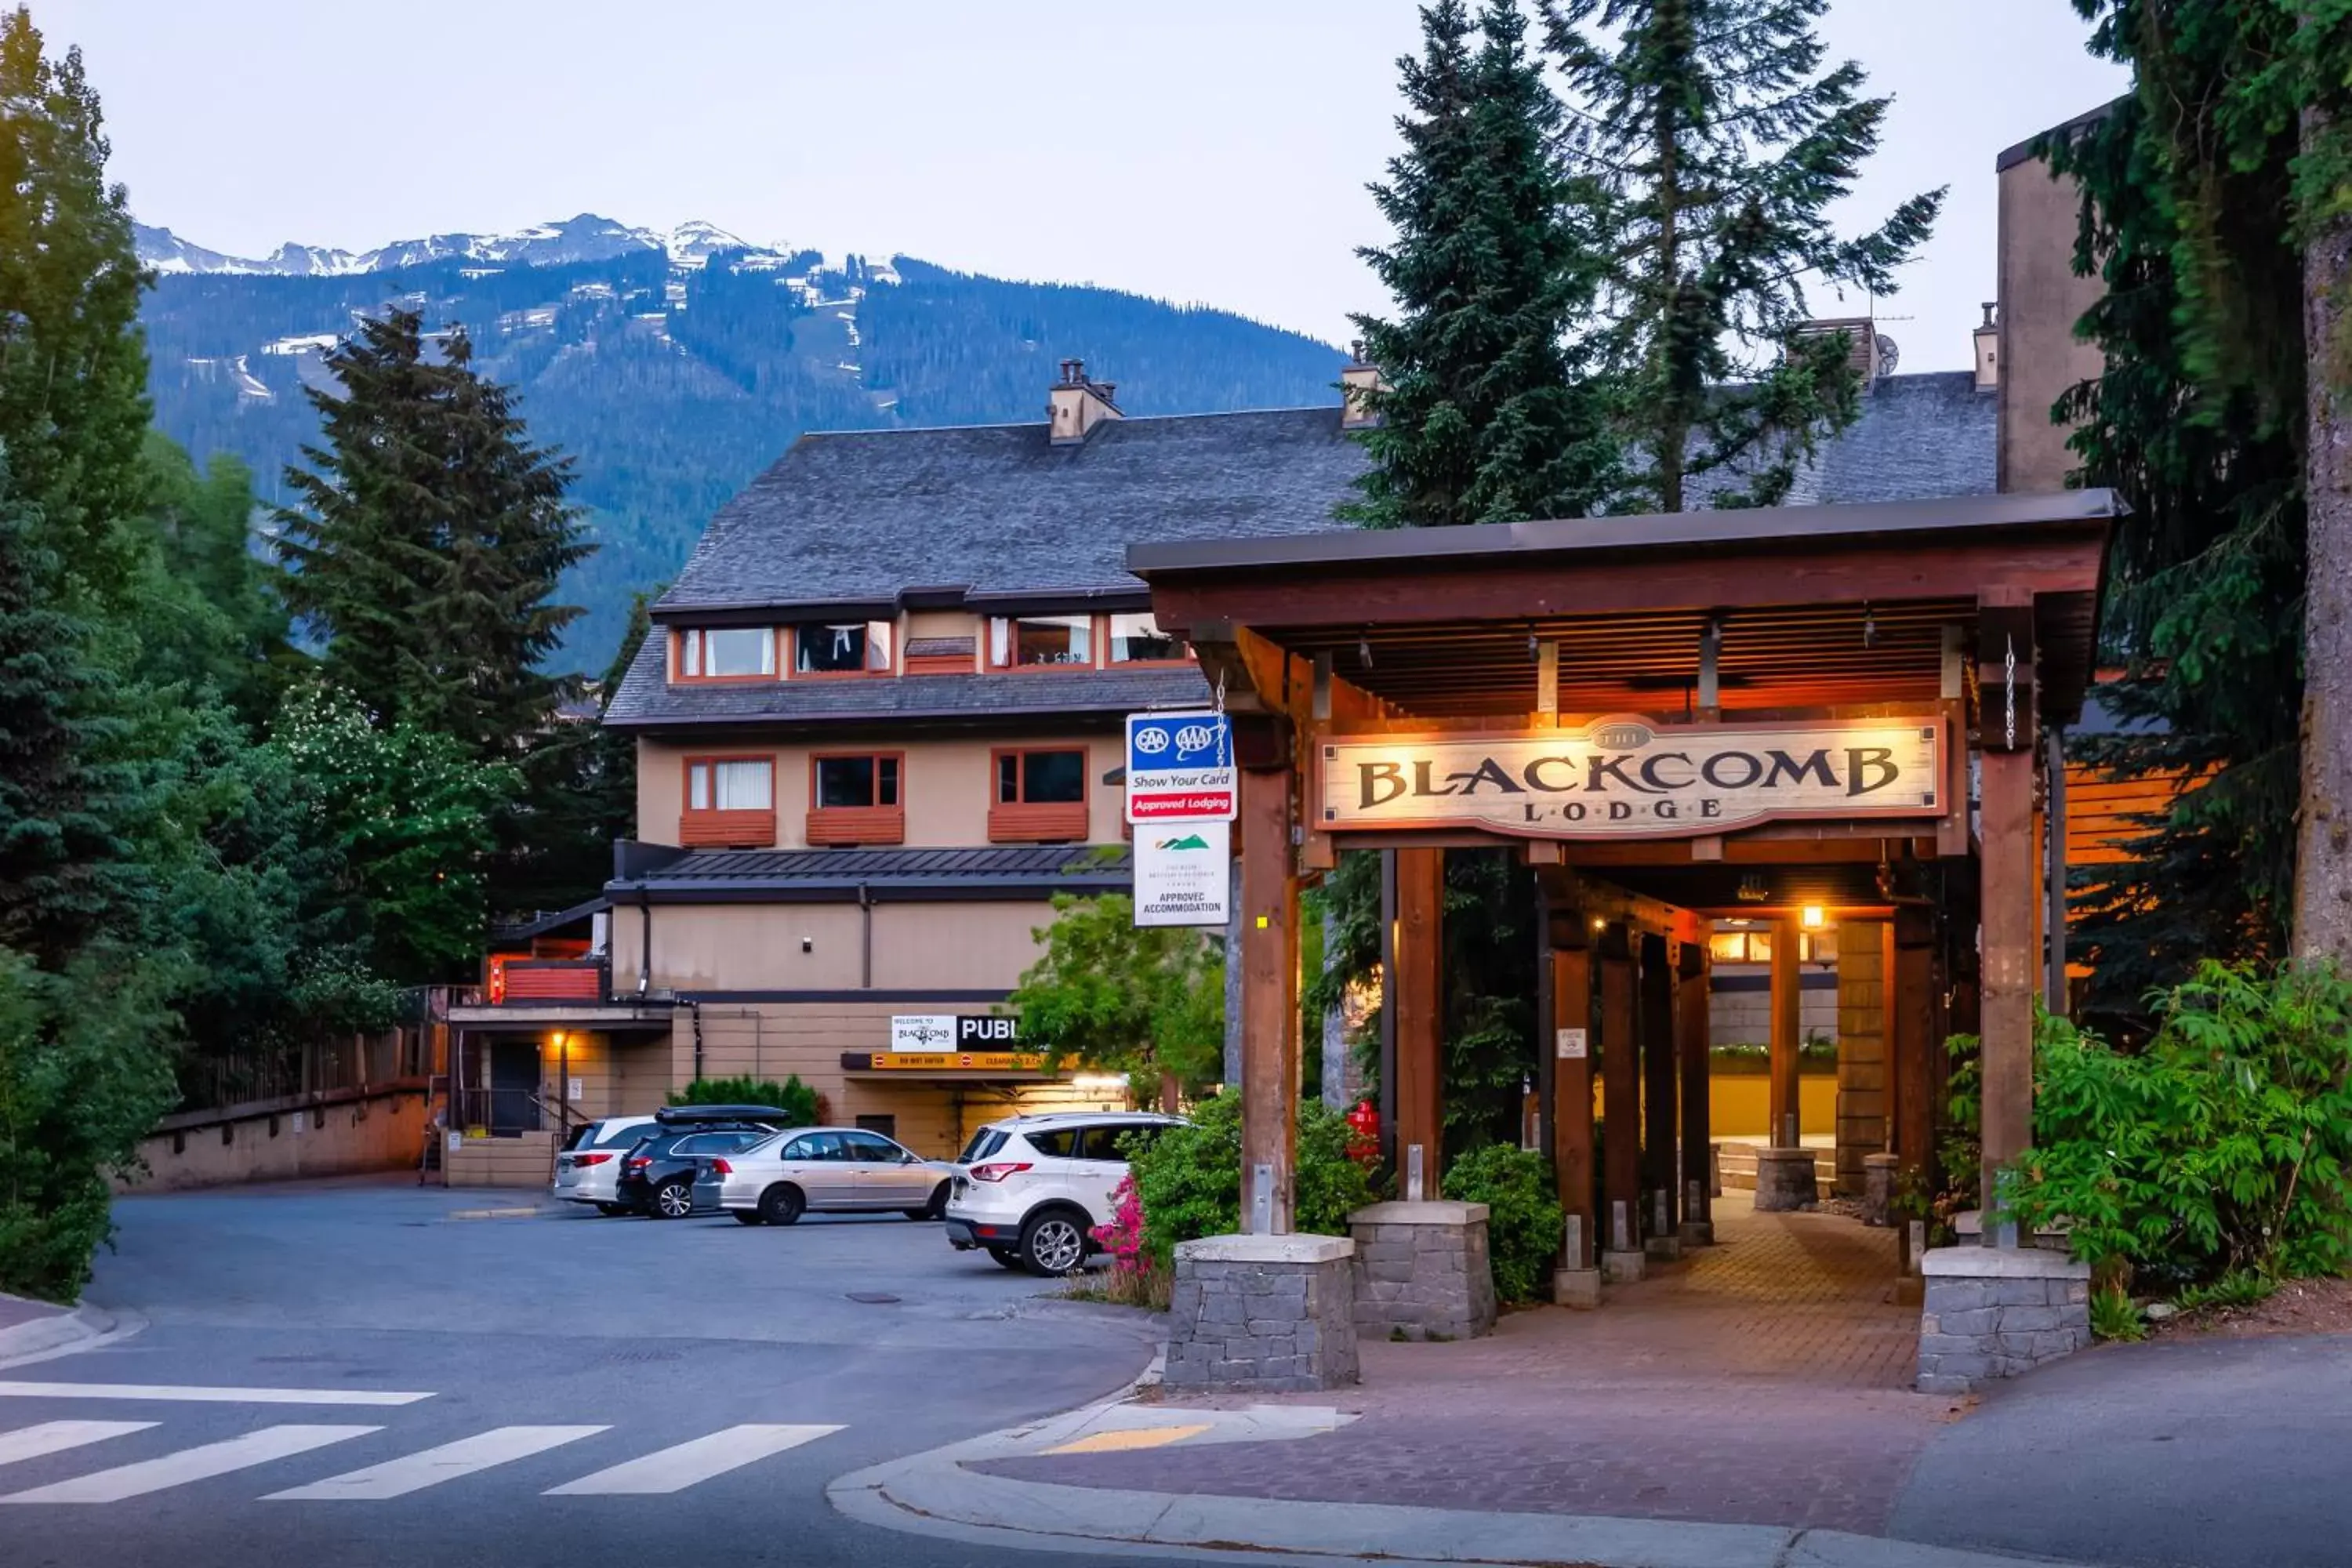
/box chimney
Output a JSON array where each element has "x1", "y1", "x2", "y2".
[
  {"x1": 1047, "y1": 358, "x2": 1123, "y2": 445},
  {"x1": 1973, "y1": 301, "x2": 2000, "y2": 390},
  {"x1": 1340, "y1": 341, "x2": 1387, "y2": 429},
  {"x1": 1788, "y1": 316, "x2": 1895, "y2": 384}
]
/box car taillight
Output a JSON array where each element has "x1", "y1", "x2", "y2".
[
  {"x1": 575, "y1": 1152, "x2": 612, "y2": 1167},
  {"x1": 969, "y1": 1162, "x2": 1033, "y2": 1183},
  {"x1": 627, "y1": 1156, "x2": 652, "y2": 1170},
  {"x1": 710, "y1": 1159, "x2": 732, "y2": 1175}
]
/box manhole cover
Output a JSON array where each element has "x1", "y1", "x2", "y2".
[{"x1": 846, "y1": 1291, "x2": 902, "y2": 1305}]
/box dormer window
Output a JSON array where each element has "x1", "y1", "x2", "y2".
[
  {"x1": 678, "y1": 626, "x2": 775, "y2": 681},
  {"x1": 990, "y1": 615, "x2": 1093, "y2": 669},
  {"x1": 796, "y1": 621, "x2": 893, "y2": 674}
]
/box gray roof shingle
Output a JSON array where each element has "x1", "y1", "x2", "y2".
[
  {"x1": 658, "y1": 405, "x2": 1368, "y2": 614},
  {"x1": 604, "y1": 657, "x2": 1210, "y2": 729},
  {"x1": 609, "y1": 844, "x2": 1133, "y2": 899},
  {"x1": 1685, "y1": 371, "x2": 1996, "y2": 508}
]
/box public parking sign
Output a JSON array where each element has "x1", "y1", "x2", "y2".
[{"x1": 1125, "y1": 710, "x2": 1236, "y2": 823}]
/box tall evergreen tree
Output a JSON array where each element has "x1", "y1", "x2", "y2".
[
  {"x1": 1345, "y1": 0, "x2": 1617, "y2": 528},
  {"x1": 2049, "y1": 9, "x2": 2307, "y2": 1006},
  {"x1": 278, "y1": 309, "x2": 591, "y2": 760},
  {"x1": 0, "y1": 451, "x2": 137, "y2": 969},
  {"x1": 0, "y1": 6, "x2": 150, "y2": 591},
  {"x1": 1543, "y1": 0, "x2": 1943, "y2": 512}
]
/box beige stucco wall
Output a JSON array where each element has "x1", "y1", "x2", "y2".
[
  {"x1": 118, "y1": 1088, "x2": 430, "y2": 1193},
  {"x1": 1996, "y1": 152, "x2": 2105, "y2": 495},
  {"x1": 611, "y1": 898, "x2": 1057, "y2": 995},
  {"x1": 634, "y1": 732, "x2": 1126, "y2": 851}
]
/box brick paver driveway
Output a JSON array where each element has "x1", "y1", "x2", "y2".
[{"x1": 985, "y1": 1193, "x2": 1959, "y2": 1533}]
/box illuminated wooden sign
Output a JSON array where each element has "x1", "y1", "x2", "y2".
[{"x1": 1316, "y1": 715, "x2": 1944, "y2": 840}]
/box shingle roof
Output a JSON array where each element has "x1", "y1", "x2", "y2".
[
  {"x1": 1684, "y1": 372, "x2": 1996, "y2": 509},
  {"x1": 657, "y1": 404, "x2": 1368, "y2": 614},
  {"x1": 604, "y1": 659, "x2": 1210, "y2": 729},
  {"x1": 608, "y1": 844, "x2": 1133, "y2": 901}
]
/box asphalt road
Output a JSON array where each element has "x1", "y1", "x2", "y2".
[{"x1": 0, "y1": 1178, "x2": 1178, "y2": 1568}]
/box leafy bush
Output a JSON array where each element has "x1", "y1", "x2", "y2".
[
  {"x1": 1439, "y1": 1143, "x2": 1563, "y2": 1303},
  {"x1": 2089, "y1": 1285, "x2": 2146, "y2": 1342},
  {"x1": 1124, "y1": 1091, "x2": 1376, "y2": 1267},
  {"x1": 2002, "y1": 963, "x2": 2352, "y2": 1291},
  {"x1": 673, "y1": 1075, "x2": 818, "y2": 1127}
]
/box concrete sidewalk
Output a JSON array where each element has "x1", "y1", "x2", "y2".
[
  {"x1": 828, "y1": 1392, "x2": 2081, "y2": 1568},
  {"x1": 0, "y1": 1291, "x2": 119, "y2": 1364}
]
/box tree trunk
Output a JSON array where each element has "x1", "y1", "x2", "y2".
[{"x1": 2295, "y1": 105, "x2": 2352, "y2": 960}]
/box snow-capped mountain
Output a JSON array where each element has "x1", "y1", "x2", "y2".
[{"x1": 134, "y1": 213, "x2": 779, "y2": 277}]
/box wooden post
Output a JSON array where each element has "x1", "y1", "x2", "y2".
[
  {"x1": 1238, "y1": 764, "x2": 1300, "y2": 1234},
  {"x1": 1980, "y1": 743, "x2": 2038, "y2": 1240},
  {"x1": 1553, "y1": 942, "x2": 1595, "y2": 1271},
  {"x1": 1676, "y1": 934, "x2": 1712, "y2": 1243},
  {"x1": 1639, "y1": 932, "x2": 1677, "y2": 1243},
  {"x1": 1768, "y1": 915, "x2": 1802, "y2": 1147},
  {"x1": 1599, "y1": 927, "x2": 1641, "y2": 1261},
  {"x1": 1891, "y1": 906, "x2": 1939, "y2": 1232},
  {"x1": 1392, "y1": 845, "x2": 1446, "y2": 1200}
]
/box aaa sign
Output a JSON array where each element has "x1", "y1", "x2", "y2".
[{"x1": 1317, "y1": 716, "x2": 1944, "y2": 839}]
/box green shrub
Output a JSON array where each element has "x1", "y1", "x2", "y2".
[
  {"x1": 673, "y1": 1075, "x2": 818, "y2": 1127},
  {"x1": 1124, "y1": 1091, "x2": 1375, "y2": 1267},
  {"x1": 2088, "y1": 1285, "x2": 2146, "y2": 1342},
  {"x1": 1439, "y1": 1143, "x2": 1563, "y2": 1303},
  {"x1": 2002, "y1": 962, "x2": 2352, "y2": 1292}
]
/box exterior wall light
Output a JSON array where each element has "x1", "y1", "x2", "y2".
[{"x1": 1800, "y1": 905, "x2": 1827, "y2": 930}]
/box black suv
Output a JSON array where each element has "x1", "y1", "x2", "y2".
[{"x1": 615, "y1": 1123, "x2": 775, "y2": 1218}]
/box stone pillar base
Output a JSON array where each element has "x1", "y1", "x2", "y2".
[
  {"x1": 1601, "y1": 1249, "x2": 1647, "y2": 1283},
  {"x1": 1166, "y1": 1234, "x2": 1359, "y2": 1393},
  {"x1": 1752, "y1": 1145, "x2": 1820, "y2": 1211},
  {"x1": 1348, "y1": 1200, "x2": 1496, "y2": 1341},
  {"x1": 1552, "y1": 1267, "x2": 1601, "y2": 1308},
  {"x1": 1643, "y1": 1232, "x2": 1683, "y2": 1261},
  {"x1": 1915, "y1": 1245, "x2": 2092, "y2": 1394},
  {"x1": 1677, "y1": 1220, "x2": 1715, "y2": 1247},
  {"x1": 1863, "y1": 1152, "x2": 1900, "y2": 1227}
]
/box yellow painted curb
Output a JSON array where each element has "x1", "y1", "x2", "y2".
[{"x1": 1041, "y1": 1422, "x2": 1212, "y2": 1456}]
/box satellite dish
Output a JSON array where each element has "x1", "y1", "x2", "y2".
[{"x1": 1875, "y1": 333, "x2": 1900, "y2": 376}]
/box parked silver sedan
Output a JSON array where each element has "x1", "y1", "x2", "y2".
[{"x1": 698, "y1": 1126, "x2": 956, "y2": 1226}]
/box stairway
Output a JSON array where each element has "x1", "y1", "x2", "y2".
[{"x1": 1715, "y1": 1141, "x2": 1838, "y2": 1192}]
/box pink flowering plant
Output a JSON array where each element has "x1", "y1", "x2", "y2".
[{"x1": 1087, "y1": 1173, "x2": 1169, "y2": 1308}]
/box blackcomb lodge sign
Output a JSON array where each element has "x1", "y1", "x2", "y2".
[{"x1": 1317, "y1": 717, "x2": 1945, "y2": 840}]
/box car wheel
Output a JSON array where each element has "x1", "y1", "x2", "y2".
[
  {"x1": 757, "y1": 1184, "x2": 805, "y2": 1226},
  {"x1": 905, "y1": 1182, "x2": 951, "y2": 1221},
  {"x1": 731, "y1": 1209, "x2": 764, "y2": 1226},
  {"x1": 986, "y1": 1246, "x2": 1025, "y2": 1271},
  {"x1": 1019, "y1": 1209, "x2": 1089, "y2": 1276},
  {"x1": 650, "y1": 1179, "x2": 694, "y2": 1219},
  {"x1": 594, "y1": 1203, "x2": 630, "y2": 1217}
]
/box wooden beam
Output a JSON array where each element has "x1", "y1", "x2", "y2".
[
  {"x1": 1599, "y1": 929, "x2": 1641, "y2": 1255},
  {"x1": 1769, "y1": 915, "x2": 1802, "y2": 1147},
  {"x1": 1980, "y1": 742, "x2": 2037, "y2": 1237},
  {"x1": 1552, "y1": 942, "x2": 1595, "y2": 1269},
  {"x1": 1640, "y1": 932, "x2": 1678, "y2": 1239},
  {"x1": 1677, "y1": 934, "x2": 1712, "y2": 1237},
  {"x1": 1392, "y1": 845, "x2": 1446, "y2": 1200},
  {"x1": 1238, "y1": 763, "x2": 1301, "y2": 1233},
  {"x1": 1892, "y1": 906, "x2": 1938, "y2": 1196}
]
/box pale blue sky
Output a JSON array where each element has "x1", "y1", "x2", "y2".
[{"x1": 43, "y1": 0, "x2": 2124, "y2": 372}]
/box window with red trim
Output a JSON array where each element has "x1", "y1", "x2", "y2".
[
  {"x1": 795, "y1": 621, "x2": 893, "y2": 674},
  {"x1": 676, "y1": 626, "x2": 776, "y2": 681}
]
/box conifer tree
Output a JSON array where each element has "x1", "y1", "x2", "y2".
[
  {"x1": 0, "y1": 451, "x2": 138, "y2": 968},
  {"x1": 278, "y1": 310, "x2": 590, "y2": 761},
  {"x1": 1543, "y1": 0, "x2": 1943, "y2": 512},
  {"x1": 0, "y1": 7, "x2": 151, "y2": 591},
  {"x1": 1345, "y1": 0, "x2": 1617, "y2": 528}
]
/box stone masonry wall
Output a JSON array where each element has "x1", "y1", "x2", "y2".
[
  {"x1": 1916, "y1": 1248, "x2": 2092, "y2": 1394},
  {"x1": 1349, "y1": 1203, "x2": 1497, "y2": 1341},
  {"x1": 1166, "y1": 1237, "x2": 1359, "y2": 1393}
]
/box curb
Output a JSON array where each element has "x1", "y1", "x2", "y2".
[
  {"x1": 0, "y1": 1303, "x2": 119, "y2": 1365},
  {"x1": 826, "y1": 1396, "x2": 2092, "y2": 1568}
]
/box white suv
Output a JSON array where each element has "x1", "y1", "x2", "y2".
[{"x1": 942, "y1": 1111, "x2": 1185, "y2": 1276}]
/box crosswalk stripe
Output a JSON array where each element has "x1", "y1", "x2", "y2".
[
  {"x1": 0, "y1": 1425, "x2": 379, "y2": 1504},
  {"x1": 543, "y1": 1424, "x2": 842, "y2": 1495},
  {"x1": 0, "y1": 1421, "x2": 156, "y2": 1467},
  {"x1": 0, "y1": 1381, "x2": 431, "y2": 1406},
  {"x1": 265, "y1": 1425, "x2": 608, "y2": 1501}
]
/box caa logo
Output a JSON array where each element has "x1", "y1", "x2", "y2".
[
  {"x1": 1134, "y1": 725, "x2": 1172, "y2": 754},
  {"x1": 1174, "y1": 723, "x2": 1216, "y2": 755}
]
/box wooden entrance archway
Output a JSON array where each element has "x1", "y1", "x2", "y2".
[{"x1": 1131, "y1": 492, "x2": 2115, "y2": 1276}]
